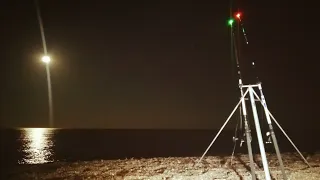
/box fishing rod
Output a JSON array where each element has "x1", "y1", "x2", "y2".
[
  {"x1": 200, "y1": 4, "x2": 305, "y2": 180},
  {"x1": 228, "y1": 10, "x2": 257, "y2": 179},
  {"x1": 229, "y1": 6, "x2": 275, "y2": 179},
  {"x1": 234, "y1": 11, "x2": 260, "y2": 84},
  {"x1": 234, "y1": 11, "x2": 266, "y2": 136}
]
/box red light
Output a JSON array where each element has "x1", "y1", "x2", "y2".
[{"x1": 235, "y1": 12, "x2": 242, "y2": 19}]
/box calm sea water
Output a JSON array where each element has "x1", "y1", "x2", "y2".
[{"x1": 0, "y1": 128, "x2": 318, "y2": 167}]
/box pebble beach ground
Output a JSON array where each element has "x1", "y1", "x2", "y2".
[{"x1": 3, "y1": 152, "x2": 320, "y2": 179}]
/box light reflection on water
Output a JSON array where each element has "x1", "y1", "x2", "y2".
[{"x1": 19, "y1": 128, "x2": 54, "y2": 164}]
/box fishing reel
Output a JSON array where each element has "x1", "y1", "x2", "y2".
[{"x1": 265, "y1": 131, "x2": 272, "y2": 144}]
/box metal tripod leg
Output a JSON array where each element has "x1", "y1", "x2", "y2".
[
  {"x1": 230, "y1": 102, "x2": 244, "y2": 165},
  {"x1": 240, "y1": 86, "x2": 257, "y2": 180},
  {"x1": 239, "y1": 105, "x2": 245, "y2": 147},
  {"x1": 243, "y1": 116, "x2": 256, "y2": 180},
  {"x1": 197, "y1": 88, "x2": 249, "y2": 164},
  {"x1": 256, "y1": 84, "x2": 287, "y2": 180},
  {"x1": 249, "y1": 87, "x2": 271, "y2": 180},
  {"x1": 252, "y1": 89, "x2": 311, "y2": 168}
]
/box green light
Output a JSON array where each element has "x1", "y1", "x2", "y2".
[{"x1": 228, "y1": 19, "x2": 234, "y2": 26}]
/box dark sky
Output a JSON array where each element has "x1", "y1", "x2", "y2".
[{"x1": 0, "y1": 0, "x2": 319, "y2": 130}]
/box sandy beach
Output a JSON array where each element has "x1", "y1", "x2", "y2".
[{"x1": 3, "y1": 152, "x2": 320, "y2": 180}]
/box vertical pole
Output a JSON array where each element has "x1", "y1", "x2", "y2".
[
  {"x1": 248, "y1": 87, "x2": 271, "y2": 180},
  {"x1": 258, "y1": 84, "x2": 287, "y2": 179},
  {"x1": 240, "y1": 85, "x2": 256, "y2": 180},
  {"x1": 239, "y1": 105, "x2": 243, "y2": 134}
]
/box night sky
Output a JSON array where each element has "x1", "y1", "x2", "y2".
[{"x1": 0, "y1": 1, "x2": 318, "y2": 130}]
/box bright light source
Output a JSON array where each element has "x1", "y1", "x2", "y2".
[
  {"x1": 228, "y1": 19, "x2": 234, "y2": 26},
  {"x1": 41, "y1": 55, "x2": 51, "y2": 63},
  {"x1": 235, "y1": 12, "x2": 242, "y2": 19}
]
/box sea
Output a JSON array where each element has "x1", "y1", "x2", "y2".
[{"x1": 0, "y1": 128, "x2": 318, "y2": 168}]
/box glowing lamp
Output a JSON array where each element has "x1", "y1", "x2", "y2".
[
  {"x1": 235, "y1": 12, "x2": 242, "y2": 19},
  {"x1": 228, "y1": 19, "x2": 234, "y2": 26},
  {"x1": 41, "y1": 55, "x2": 51, "y2": 63}
]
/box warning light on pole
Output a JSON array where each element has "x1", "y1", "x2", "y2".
[
  {"x1": 235, "y1": 12, "x2": 242, "y2": 20},
  {"x1": 228, "y1": 19, "x2": 234, "y2": 26}
]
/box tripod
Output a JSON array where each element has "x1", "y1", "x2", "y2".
[
  {"x1": 197, "y1": 4, "x2": 310, "y2": 179},
  {"x1": 197, "y1": 82, "x2": 311, "y2": 180}
]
